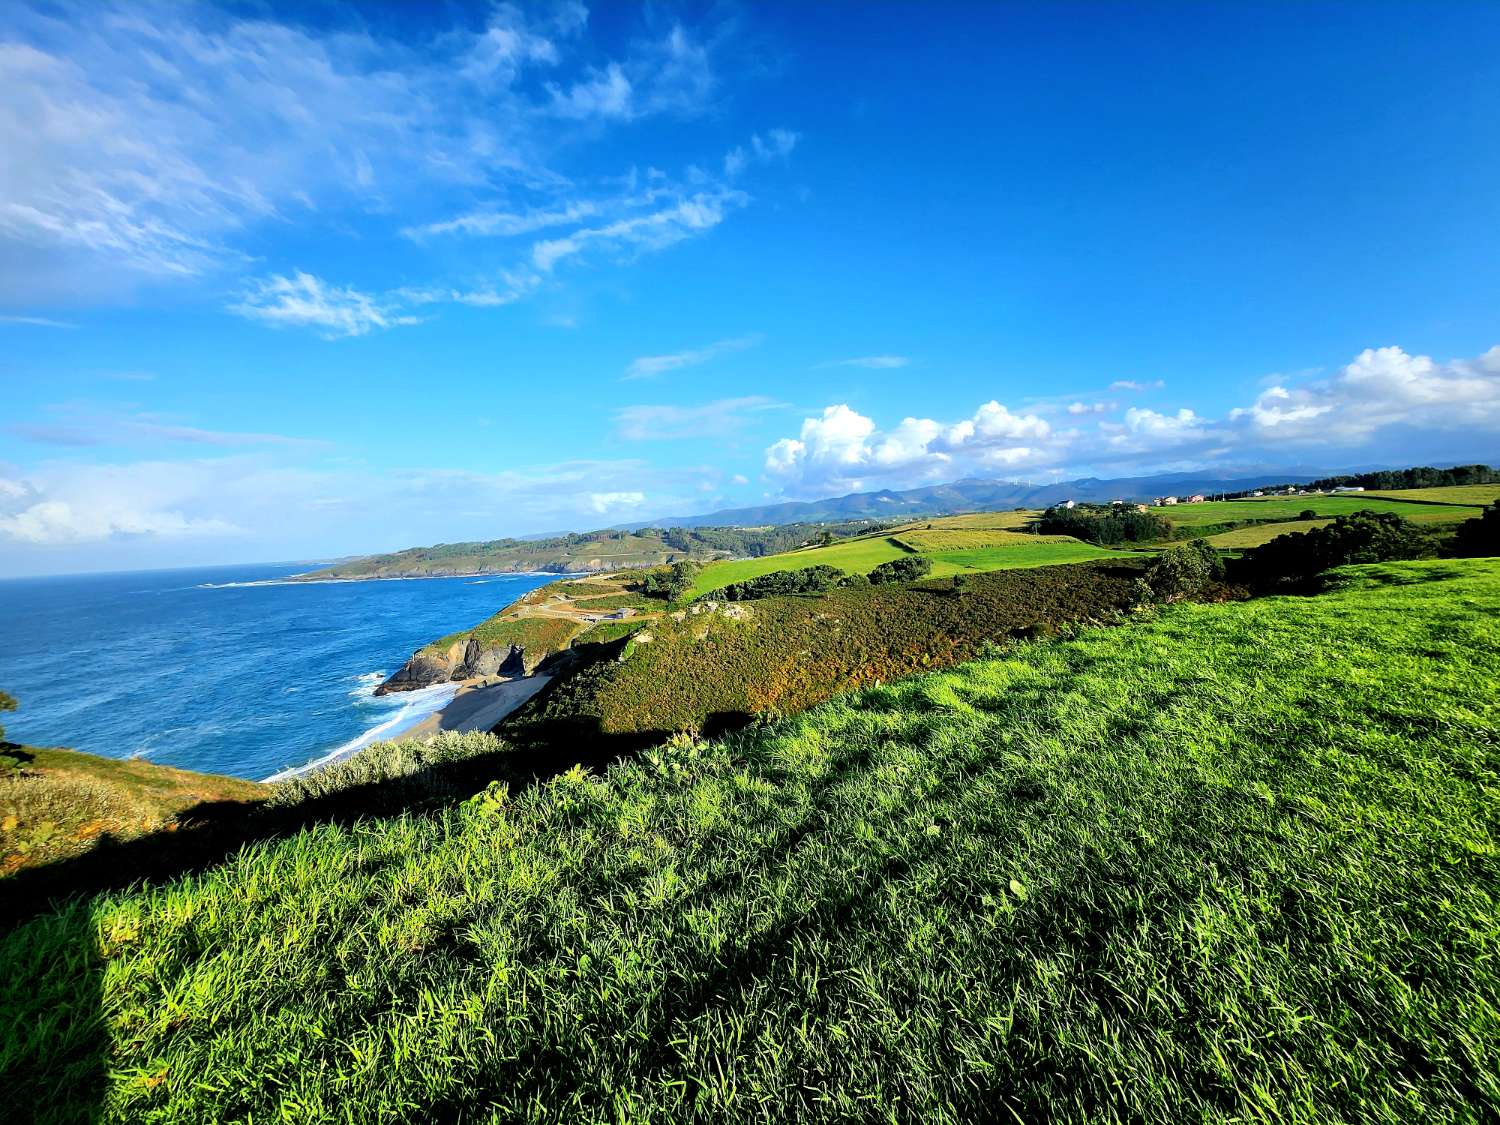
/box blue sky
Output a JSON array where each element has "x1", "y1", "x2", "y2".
[{"x1": 2, "y1": 0, "x2": 1498, "y2": 575}]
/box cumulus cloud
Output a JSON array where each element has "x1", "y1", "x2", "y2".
[
  {"x1": 763, "y1": 342, "x2": 1500, "y2": 494},
  {"x1": 623, "y1": 334, "x2": 762, "y2": 380},
  {"x1": 588, "y1": 490, "x2": 647, "y2": 513},
  {"x1": 615, "y1": 396, "x2": 781, "y2": 440}
]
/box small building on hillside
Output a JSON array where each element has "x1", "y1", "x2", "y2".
[
  {"x1": 1187, "y1": 493, "x2": 1207, "y2": 503},
  {"x1": 1331, "y1": 485, "x2": 1365, "y2": 492},
  {"x1": 1252, "y1": 490, "x2": 1265, "y2": 497},
  {"x1": 1153, "y1": 495, "x2": 1179, "y2": 506},
  {"x1": 1059, "y1": 499, "x2": 1076, "y2": 509}
]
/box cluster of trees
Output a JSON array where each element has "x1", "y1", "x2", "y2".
[
  {"x1": 714, "y1": 556, "x2": 936, "y2": 603},
  {"x1": 1452, "y1": 501, "x2": 1500, "y2": 558},
  {"x1": 639, "y1": 560, "x2": 701, "y2": 601},
  {"x1": 1234, "y1": 511, "x2": 1433, "y2": 588},
  {"x1": 868, "y1": 556, "x2": 933, "y2": 584},
  {"x1": 719, "y1": 566, "x2": 847, "y2": 601},
  {"x1": 1038, "y1": 504, "x2": 1171, "y2": 545},
  {"x1": 1306, "y1": 464, "x2": 1498, "y2": 492}
]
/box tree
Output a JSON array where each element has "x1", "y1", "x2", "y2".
[
  {"x1": 1142, "y1": 541, "x2": 1224, "y2": 602},
  {"x1": 868, "y1": 556, "x2": 933, "y2": 584},
  {"x1": 1451, "y1": 501, "x2": 1500, "y2": 558},
  {"x1": 0, "y1": 691, "x2": 15, "y2": 744},
  {"x1": 1298, "y1": 509, "x2": 1319, "y2": 521},
  {"x1": 818, "y1": 530, "x2": 836, "y2": 547}
]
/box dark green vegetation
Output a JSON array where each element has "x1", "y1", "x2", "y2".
[
  {"x1": 640, "y1": 559, "x2": 701, "y2": 601},
  {"x1": 1453, "y1": 500, "x2": 1500, "y2": 557},
  {"x1": 1140, "y1": 539, "x2": 1227, "y2": 601},
  {"x1": 504, "y1": 562, "x2": 1145, "y2": 744},
  {"x1": 3, "y1": 559, "x2": 1498, "y2": 1122},
  {"x1": 0, "y1": 690, "x2": 14, "y2": 744},
  {"x1": 867, "y1": 555, "x2": 933, "y2": 584},
  {"x1": 302, "y1": 522, "x2": 888, "y2": 581},
  {"x1": 718, "y1": 564, "x2": 846, "y2": 601},
  {"x1": 1037, "y1": 503, "x2": 1172, "y2": 544},
  {"x1": 1234, "y1": 510, "x2": 1435, "y2": 589},
  {"x1": 1297, "y1": 462, "x2": 1498, "y2": 493}
]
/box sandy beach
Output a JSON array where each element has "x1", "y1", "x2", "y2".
[{"x1": 400, "y1": 673, "x2": 553, "y2": 739}]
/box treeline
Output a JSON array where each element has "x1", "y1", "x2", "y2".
[
  {"x1": 1223, "y1": 464, "x2": 1497, "y2": 500},
  {"x1": 1038, "y1": 504, "x2": 1171, "y2": 545}
]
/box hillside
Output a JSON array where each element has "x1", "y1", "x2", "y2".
[
  {"x1": 297, "y1": 522, "x2": 890, "y2": 581},
  {"x1": 4, "y1": 557, "x2": 1496, "y2": 1122}
]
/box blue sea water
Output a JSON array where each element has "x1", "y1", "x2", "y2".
[{"x1": 0, "y1": 563, "x2": 558, "y2": 781}]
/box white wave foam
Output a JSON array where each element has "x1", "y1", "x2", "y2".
[
  {"x1": 347, "y1": 670, "x2": 388, "y2": 698},
  {"x1": 263, "y1": 680, "x2": 458, "y2": 782}
]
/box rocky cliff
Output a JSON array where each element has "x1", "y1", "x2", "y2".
[{"x1": 375, "y1": 636, "x2": 535, "y2": 694}]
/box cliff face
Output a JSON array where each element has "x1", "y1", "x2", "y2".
[{"x1": 375, "y1": 636, "x2": 534, "y2": 694}]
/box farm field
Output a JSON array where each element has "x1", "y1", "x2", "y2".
[
  {"x1": 1201, "y1": 518, "x2": 1334, "y2": 549},
  {"x1": 1162, "y1": 495, "x2": 1482, "y2": 527},
  {"x1": 5, "y1": 557, "x2": 1496, "y2": 1122},
  {"x1": 686, "y1": 518, "x2": 1106, "y2": 600},
  {"x1": 1360, "y1": 484, "x2": 1500, "y2": 507}
]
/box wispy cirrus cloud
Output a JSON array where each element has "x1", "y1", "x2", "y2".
[
  {"x1": 2, "y1": 1, "x2": 793, "y2": 322},
  {"x1": 6, "y1": 408, "x2": 328, "y2": 450},
  {"x1": 615, "y1": 396, "x2": 783, "y2": 440},
  {"x1": 229, "y1": 273, "x2": 421, "y2": 339},
  {"x1": 1109, "y1": 378, "x2": 1166, "y2": 392},
  {"x1": 623, "y1": 333, "x2": 763, "y2": 380},
  {"x1": 816, "y1": 355, "x2": 911, "y2": 370},
  {"x1": 0, "y1": 314, "x2": 75, "y2": 328}
]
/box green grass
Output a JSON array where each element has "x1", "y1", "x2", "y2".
[
  {"x1": 1201, "y1": 518, "x2": 1335, "y2": 549},
  {"x1": 688, "y1": 524, "x2": 1113, "y2": 599},
  {"x1": 1165, "y1": 495, "x2": 1482, "y2": 527},
  {"x1": 569, "y1": 618, "x2": 647, "y2": 647},
  {"x1": 925, "y1": 541, "x2": 1125, "y2": 571},
  {"x1": 4, "y1": 559, "x2": 1498, "y2": 1122},
  {"x1": 423, "y1": 614, "x2": 581, "y2": 661},
  {"x1": 1360, "y1": 484, "x2": 1500, "y2": 506}
]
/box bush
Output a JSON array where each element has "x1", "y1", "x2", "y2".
[
  {"x1": 0, "y1": 691, "x2": 14, "y2": 744},
  {"x1": 1451, "y1": 501, "x2": 1500, "y2": 558},
  {"x1": 868, "y1": 556, "x2": 933, "y2": 584},
  {"x1": 1299, "y1": 509, "x2": 1319, "y2": 521},
  {"x1": 720, "y1": 565, "x2": 844, "y2": 601},
  {"x1": 838, "y1": 572, "x2": 870, "y2": 589},
  {"x1": 1142, "y1": 541, "x2": 1224, "y2": 602},
  {"x1": 1236, "y1": 511, "x2": 1433, "y2": 588}
]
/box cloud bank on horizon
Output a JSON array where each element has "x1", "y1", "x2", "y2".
[{"x1": 2, "y1": 1, "x2": 1498, "y2": 574}]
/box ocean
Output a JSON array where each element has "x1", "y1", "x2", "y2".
[{"x1": 0, "y1": 563, "x2": 558, "y2": 781}]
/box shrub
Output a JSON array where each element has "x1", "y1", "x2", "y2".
[
  {"x1": 1299, "y1": 509, "x2": 1319, "y2": 520},
  {"x1": 838, "y1": 572, "x2": 870, "y2": 589},
  {"x1": 868, "y1": 556, "x2": 933, "y2": 584},
  {"x1": 0, "y1": 691, "x2": 14, "y2": 744},
  {"x1": 1451, "y1": 501, "x2": 1500, "y2": 558},
  {"x1": 1236, "y1": 511, "x2": 1433, "y2": 588},
  {"x1": 1142, "y1": 541, "x2": 1224, "y2": 602},
  {"x1": 720, "y1": 565, "x2": 844, "y2": 601}
]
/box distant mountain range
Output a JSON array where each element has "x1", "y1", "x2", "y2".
[{"x1": 622, "y1": 469, "x2": 1327, "y2": 530}]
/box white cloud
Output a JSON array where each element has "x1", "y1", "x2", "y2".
[
  {"x1": 229, "y1": 272, "x2": 420, "y2": 338},
  {"x1": 624, "y1": 334, "x2": 762, "y2": 379},
  {"x1": 532, "y1": 191, "x2": 746, "y2": 273},
  {"x1": 1066, "y1": 400, "x2": 1116, "y2": 415},
  {"x1": 1109, "y1": 379, "x2": 1166, "y2": 392},
  {"x1": 0, "y1": 1, "x2": 756, "y2": 308},
  {"x1": 731, "y1": 473, "x2": 749, "y2": 486},
  {"x1": 816, "y1": 355, "x2": 911, "y2": 370},
  {"x1": 588, "y1": 490, "x2": 647, "y2": 513},
  {"x1": 0, "y1": 463, "x2": 244, "y2": 546},
  {"x1": 615, "y1": 396, "x2": 781, "y2": 440},
  {"x1": 725, "y1": 128, "x2": 800, "y2": 179}
]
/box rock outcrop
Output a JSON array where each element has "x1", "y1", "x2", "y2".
[{"x1": 375, "y1": 637, "x2": 530, "y2": 695}]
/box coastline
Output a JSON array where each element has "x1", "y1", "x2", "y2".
[{"x1": 263, "y1": 673, "x2": 552, "y2": 782}]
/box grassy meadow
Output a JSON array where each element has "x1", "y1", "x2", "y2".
[
  {"x1": 1360, "y1": 484, "x2": 1500, "y2": 506},
  {"x1": 3, "y1": 557, "x2": 1496, "y2": 1122},
  {"x1": 1162, "y1": 495, "x2": 1481, "y2": 526},
  {"x1": 1201, "y1": 519, "x2": 1335, "y2": 549}
]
